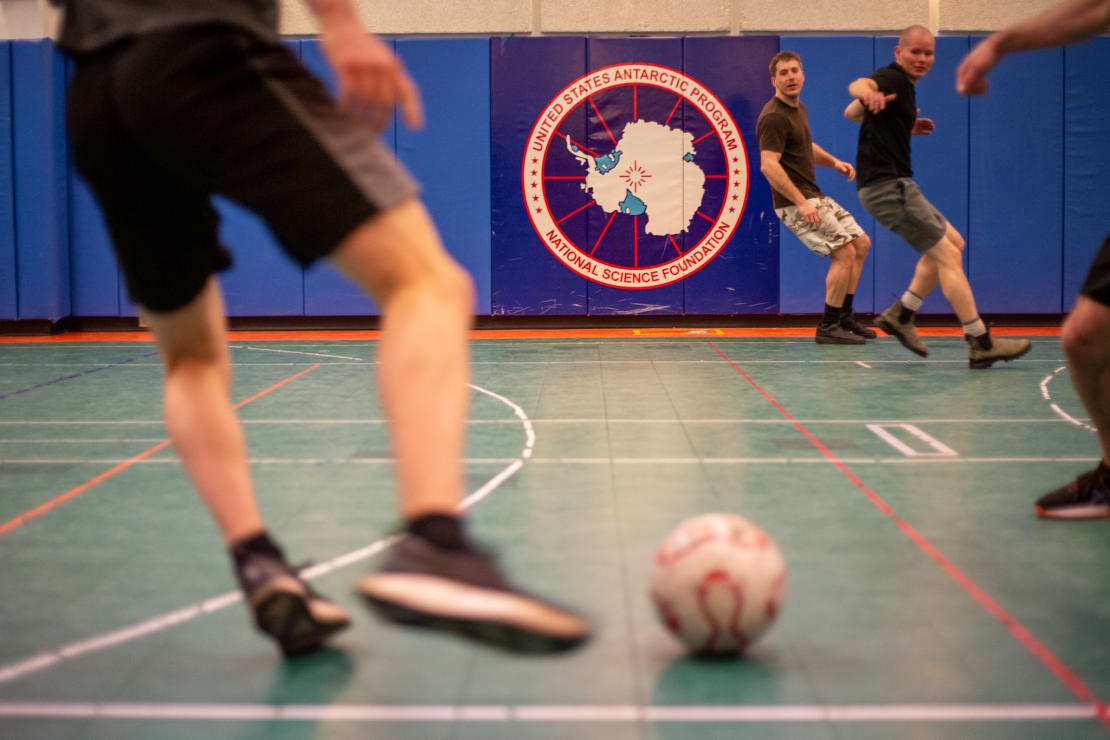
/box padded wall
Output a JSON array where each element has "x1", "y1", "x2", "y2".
[
  {"x1": 11, "y1": 40, "x2": 69, "y2": 320},
  {"x1": 397, "y1": 38, "x2": 492, "y2": 315},
  {"x1": 776, "y1": 37, "x2": 875, "y2": 315},
  {"x1": 968, "y1": 40, "x2": 1063, "y2": 314},
  {"x1": 1063, "y1": 37, "x2": 1110, "y2": 309},
  {"x1": 0, "y1": 43, "x2": 15, "y2": 319}
]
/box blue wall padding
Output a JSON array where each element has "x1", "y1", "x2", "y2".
[
  {"x1": 68, "y1": 174, "x2": 120, "y2": 316},
  {"x1": 775, "y1": 37, "x2": 876, "y2": 315},
  {"x1": 683, "y1": 36, "x2": 780, "y2": 314},
  {"x1": 490, "y1": 37, "x2": 589, "y2": 316},
  {"x1": 0, "y1": 43, "x2": 16, "y2": 319},
  {"x1": 969, "y1": 41, "x2": 1063, "y2": 313},
  {"x1": 12, "y1": 40, "x2": 69, "y2": 320},
  {"x1": 300, "y1": 39, "x2": 386, "y2": 316},
  {"x1": 215, "y1": 197, "x2": 305, "y2": 316},
  {"x1": 871, "y1": 36, "x2": 971, "y2": 315},
  {"x1": 582, "y1": 38, "x2": 683, "y2": 315},
  {"x1": 1063, "y1": 37, "x2": 1110, "y2": 310},
  {"x1": 397, "y1": 38, "x2": 492, "y2": 315}
]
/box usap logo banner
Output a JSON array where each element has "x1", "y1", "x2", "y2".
[{"x1": 492, "y1": 37, "x2": 779, "y2": 315}]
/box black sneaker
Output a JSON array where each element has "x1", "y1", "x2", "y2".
[
  {"x1": 358, "y1": 536, "x2": 592, "y2": 653},
  {"x1": 840, "y1": 313, "x2": 877, "y2": 339},
  {"x1": 235, "y1": 553, "x2": 351, "y2": 657},
  {"x1": 1035, "y1": 466, "x2": 1110, "y2": 519},
  {"x1": 815, "y1": 322, "x2": 865, "y2": 345}
]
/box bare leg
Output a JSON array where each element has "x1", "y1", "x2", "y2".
[
  {"x1": 328, "y1": 199, "x2": 474, "y2": 519},
  {"x1": 847, "y1": 234, "x2": 870, "y2": 295},
  {"x1": 908, "y1": 222, "x2": 963, "y2": 300},
  {"x1": 1061, "y1": 296, "x2": 1110, "y2": 464},
  {"x1": 925, "y1": 235, "x2": 979, "y2": 324},
  {"x1": 143, "y1": 280, "x2": 264, "y2": 546},
  {"x1": 825, "y1": 242, "x2": 856, "y2": 308}
]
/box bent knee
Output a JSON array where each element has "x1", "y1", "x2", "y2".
[
  {"x1": 852, "y1": 233, "x2": 871, "y2": 255},
  {"x1": 1061, "y1": 305, "x2": 1110, "y2": 362}
]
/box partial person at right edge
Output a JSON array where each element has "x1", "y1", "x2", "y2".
[
  {"x1": 957, "y1": 0, "x2": 1110, "y2": 519},
  {"x1": 844, "y1": 26, "x2": 1031, "y2": 369}
]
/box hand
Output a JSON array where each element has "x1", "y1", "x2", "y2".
[
  {"x1": 320, "y1": 26, "x2": 424, "y2": 131},
  {"x1": 834, "y1": 160, "x2": 855, "y2": 182},
  {"x1": 797, "y1": 200, "x2": 821, "y2": 226},
  {"x1": 860, "y1": 89, "x2": 896, "y2": 114},
  {"x1": 911, "y1": 109, "x2": 936, "y2": 136},
  {"x1": 956, "y1": 38, "x2": 1001, "y2": 95}
]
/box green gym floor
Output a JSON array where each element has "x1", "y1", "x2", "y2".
[{"x1": 1, "y1": 328, "x2": 1108, "y2": 739}]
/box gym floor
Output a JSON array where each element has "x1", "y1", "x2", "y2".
[{"x1": 1, "y1": 326, "x2": 1107, "y2": 739}]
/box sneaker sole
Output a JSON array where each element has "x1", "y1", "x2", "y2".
[
  {"x1": 1034, "y1": 504, "x2": 1110, "y2": 520},
  {"x1": 251, "y1": 586, "x2": 350, "y2": 657},
  {"x1": 876, "y1": 318, "x2": 928, "y2": 357},
  {"x1": 968, "y1": 342, "x2": 1033, "y2": 369},
  {"x1": 815, "y1": 334, "x2": 865, "y2": 345},
  {"x1": 358, "y1": 575, "x2": 590, "y2": 654}
]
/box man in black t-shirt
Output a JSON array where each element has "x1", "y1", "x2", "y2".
[
  {"x1": 757, "y1": 51, "x2": 874, "y2": 345},
  {"x1": 958, "y1": 0, "x2": 1110, "y2": 519},
  {"x1": 845, "y1": 25, "x2": 1031, "y2": 369}
]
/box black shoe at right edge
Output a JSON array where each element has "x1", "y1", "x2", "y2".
[
  {"x1": 358, "y1": 536, "x2": 592, "y2": 653},
  {"x1": 840, "y1": 313, "x2": 877, "y2": 339},
  {"x1": 1035, "y1": 466, "x2": 1110, "y2": 519}
]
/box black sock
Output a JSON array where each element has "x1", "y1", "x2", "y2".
[
  {"x1": 409, "y1": 514, "x2": 468, "y2": 550},
  {"x1": 843, "y1": 293, "x2": 855, "y2": 316},
  {"x1": 822, "y1": 303, "x2": 841, "y2": 326},
  {"x1": 230, "y1": 531, "x2": 284, "y2": 567},
  {"x1": 1099, "y1": 461, "x2": 1110, "y2": 478}
]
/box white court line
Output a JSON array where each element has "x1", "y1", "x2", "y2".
[
  {"x1": 0, "y1": 456, "x2": 1099, "y2": 466},
  {"x1": 0, "y1": 417, "x2": 1082, "y2": 426},
  {"x1": 0, "y1": 381, "x2": 533, "y2": 688},
  {"x1": 0, "y1": 701, "x2": 1095, "y2": 723},
  {"x1": 867, "y1": 424, "x2": 958, "y2": 457},
  {"x1": 232, "y1": 345, "x2": 364, "y2": 361},
  {"x1": 1040, "y1": 365, "x2": 1097, "y2": 432}
]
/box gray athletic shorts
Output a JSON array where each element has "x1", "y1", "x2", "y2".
[
  {"x1": 775, "y1": 196, "x2": 864, "y2": 257},
  {"x1": 858, "y1": 178, "x2": 947, "y2": 253}
]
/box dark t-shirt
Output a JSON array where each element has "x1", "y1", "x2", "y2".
[
  {"x1": 855, "y1": 62, "x2": 917, "y2": 189},
  {"x1": 756, "y1": 96, "x2": 822, "y2": 209},
  {"x1": 51, "y1": 0, "x2": 280, "y2": 53}
]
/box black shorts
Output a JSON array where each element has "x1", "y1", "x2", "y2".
[
  {"x1": 66, "y1": 24, "x2": 419, "y2": 313},
  {"x1": 1080, "y1": 232, "x2": 1110, "y2": 307}
]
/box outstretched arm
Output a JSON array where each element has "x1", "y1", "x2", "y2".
[
  {"x1": 304, "y1": 0, "x2": 423, "y2": 130},
  {"x1": 848, "y1": 77, "x2": 896, "y2": 114},
  {"x1": 812, "y1": 142, "x2": 855, "y2": 181},
  {"x1": 844, "y1": 99, "x2": 865, "y2": 123},
  {"x1": 957, "y1": 0, "x2": 1110, "y2": 94}
]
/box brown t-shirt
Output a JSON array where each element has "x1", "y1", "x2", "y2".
[{"x1": 756, "y1": 96, "x2": 822, "y2": 209}]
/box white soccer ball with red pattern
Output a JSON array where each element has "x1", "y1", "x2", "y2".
[{"x1": 650, "y1": 513, "x2": 786, "y2": 655}]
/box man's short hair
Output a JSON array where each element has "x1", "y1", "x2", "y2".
[
  {"x1": 769, "y1": 51, "x2": 802, "y2": 77},
  {"x1": 898, "y1": 25, "x2": 933, "y2": 47}
]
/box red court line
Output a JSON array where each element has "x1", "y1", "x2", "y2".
[
  {"x1": 707, "y1": 342, "x2": 1109, "y2": 728},
  {"x1": 0, "y1": 364, "x2": 323, "y2": 538}
]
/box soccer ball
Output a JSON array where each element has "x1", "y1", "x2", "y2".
[{"x1": 650, "y1": 513, "x2": 786, "y2": 655}]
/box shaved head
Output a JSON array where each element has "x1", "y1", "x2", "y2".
[{"x1": 898, "y1": 25, "x2": 934, "y2": 47}]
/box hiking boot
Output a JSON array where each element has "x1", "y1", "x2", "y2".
[
  {"x1": 1035, "y1": 466, "x2": 1110, "y2": 519},
  {"x1": 235, "y1": 552, "x2": 351, "y2": 657},
  {"x1": 876, "y1": 300, "x2": 929, "y2": 357},
  {"x1": 815, "y1": 322, "x2": 866, "y2": 345},
  {"x1": 965, "y1": 333, "x2": 1032, "y2": 369},
  {"x1": 840, "y1": 313, "x2": 877, "y2": 339},
  {"x1": 358, "y1": 536, "x2": 592, "y2": 653}
]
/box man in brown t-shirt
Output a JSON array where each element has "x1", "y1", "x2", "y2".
[{"x1": 757, "y1": 51, "x2": 874, "y2": 344}]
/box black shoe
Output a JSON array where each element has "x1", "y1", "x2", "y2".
[
  {"x1": 1035, "y1": 466, "x2": 1110, "y2": 519},
  {"x1": 235, "y1": 553, "x2": 351, "y2": 657},
  {"x1": 358, "y1": 536, "x2": 592, "y2": 653},
  {"x1": 815, "y1": 322, "x2": 865, "y2": 345},
  {"x1": 840, "y1": 313, "x2": 877, "y2": 339}
]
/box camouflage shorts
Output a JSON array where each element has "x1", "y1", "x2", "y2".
[{"x1": 775, "y1": 196, "x2": 865, "y2": 257}]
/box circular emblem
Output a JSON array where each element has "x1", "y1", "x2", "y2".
[{"x1": 523, "y1": 63, "x2": 750, "y2": 289}]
